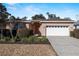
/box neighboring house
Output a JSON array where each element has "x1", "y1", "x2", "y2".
[
  {"x1": 74, "y1": 20, "x2": 79, "y2": 29},
  {"x1": 4, "y1": 19, "x2": 75, "y2": 36}
]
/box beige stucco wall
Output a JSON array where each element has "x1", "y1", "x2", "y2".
[
  {"x1": 5, "y1": 21, "x2": 75, "y2": 36},
  {"x1": 6, "y1": 22, "x2": 30, "y2": 30},
  {"x1": 25, "y1": 23, "x2": 29, "y2": 29},
  {"x1": 6, "y1": 23, "x2": 15, "y2": 29},
  {"x1": 39, "y1": 22, "x2": 74, "y2": 36}
]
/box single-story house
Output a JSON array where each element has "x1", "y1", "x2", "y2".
[{"x1": 4, "y1": 19, "x2": 75, "y2": 36}]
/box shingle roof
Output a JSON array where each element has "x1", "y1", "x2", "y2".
[{"x1": 46, "y1": 19, "x2": 73, "y2": 21}]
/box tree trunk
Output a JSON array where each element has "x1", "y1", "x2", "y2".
[
  {"x1": 1, "y1": 29, "x2": 3, "y2": 40},
  {"x1": 9, "y1": 23, "x2": 13, "y2": 39}
]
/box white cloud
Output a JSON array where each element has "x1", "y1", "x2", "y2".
[
  {"x1": 6, "y1": 3, "x2": 17, "y2": 11},
  {"x1": 25, "y1": 5, "x2": 42, "y2": 14},
  {"x1": 7, "y1": 3, "x2": 16, "y2": 6},
  {"x1": 8, "y1": 6, "x2": 16, "y2": 10},
  {"x1": 24, "y1": 5, "x2": 44, "y2": 19},
  {"x1": 64, "y1": 8, "x2": 75, "y2": 13}
]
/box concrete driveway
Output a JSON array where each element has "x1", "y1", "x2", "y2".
[{"x1": 48, "y1": 36, "x2": 79, "y2": 56}]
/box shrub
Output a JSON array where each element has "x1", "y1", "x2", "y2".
[
  {"x1": 74, "y1": 29, "x2": 79, "y2": 39},
  {"x1": 15, "y1": 36, "x2": 21, "y2": 42},
  {"x1": 71, "y1": 29, "x2": 79, "y2": 39},
  {"x1": 20, "y1": 36, "x2": 35, "y2": 44},
  {"x1": 21, "y1": 37, "x2": 28, "y2": 43},
  {"x1": 0, "y1": 35, "x2": 49, "y2": 44},
  {"x1": 4, "y1": 37, "x2": 11, "y2": 41},
  {"x1": 38, "y1": 36, "x2": 49, "y2": 44},
  {"x1": 28, "y1": 36, "x2": 37, "y2": 43},
  {"x1": 0, "y1": 36, "x2": 11, "y2": 43},
  {"x1": 33, "y1": 38, "x2": 40, "y2": 44},
  {"x1": 20, "y1": 36, "x2": 49, "y2": 44},
  {"x1": 28, "y1": 36, "x2": 49, "y2": 44},
  {"x1": 70, "y1": 31, "x2": 75, "y2": 37},
  {"x1": 0, "y1": 37, "x2": 5, "y2": 42}
]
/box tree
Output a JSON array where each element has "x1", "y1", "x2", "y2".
[
  {"x1": 64, "y1": 17, "x2": 71, "y2": 20},
  {"x1": 46, "y1": 12, "x2": 57, "y2": 19},
  {"x1": 76, "y1": 14, "x2": 79, "y2": 21},
  {"x1": 32, "y1": 14, "x2": 46, "y2": 20},
  {"x1": 22, "y1": 16, "x2": 27, "y2": 21},
  {"x1": 0, "y1": 3, "x2": 11, "y2": 39},
  {"x1": 0, "y1": 3, "x2": 11, "y2": 21},
  {"x1": 16, "y1": 17, "x2": 20, "y2": 20},
  {"x1": 9, "y1": 15, "x2": 16, "y2": 21}
]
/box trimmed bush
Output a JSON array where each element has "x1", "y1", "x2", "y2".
[
  {"x1": 70, "y1": 31, "x2": 75, "y2": 37},
  {"x1": 74, "y1": 29, "x2": 79, "y2": 39},
  {"x1": 70, "y1": 29, "x2": 79, "y2": 39}
]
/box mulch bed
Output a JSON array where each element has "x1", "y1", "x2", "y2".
[{"x1": 0, "y1": 44, "x2": 56, "y2": 56}]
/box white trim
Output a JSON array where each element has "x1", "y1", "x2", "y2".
[{"x1": 40, "y1": 20, "x2": 75, "y2": 23}]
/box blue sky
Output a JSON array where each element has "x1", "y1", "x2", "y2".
[{"x1": 3, "y1": 3, "x2": 79, "y2": 20}]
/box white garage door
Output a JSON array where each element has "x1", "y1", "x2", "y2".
[{"x1": 46, "y1": 26, "x2": 69, "y2": 36}]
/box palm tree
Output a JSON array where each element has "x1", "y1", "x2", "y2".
[
  {"x1": 46, "y1": 12, "x2": 49, "y2": 15},
  {"x1": 46, "y1": 12, "x2": 57, "y2": 20},
  {"x1": 46, "y1": 12, "x2": 50, "y2": 19}
]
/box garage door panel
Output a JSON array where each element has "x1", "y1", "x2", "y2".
[{"x1": 46, "y1": 26, "x2": 69, "y2": 36}]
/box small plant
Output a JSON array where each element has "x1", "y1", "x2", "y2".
[
  {"x1": 38, "y1": 36, "x2": 49, "y2": 44},
  {"x1": 0, "y1": 35, "x2": 49, "y2": 44},
  {"x1": 4, "y1": 37, "x2": 11, "y2": 41},
  {"x1": 21, "y1": 37, "x2": 28, "y2": 43},
  {"x1": 0, "y1": 36, "x2": 5, "y2": 42},
  {"x1": 28, "y1": 36, "x2": 35, "y2": 43}
]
